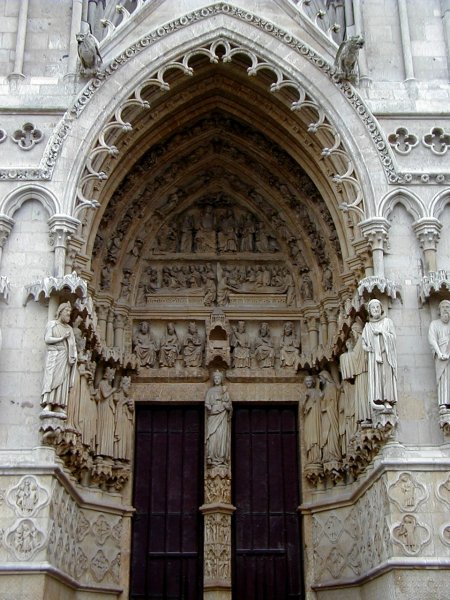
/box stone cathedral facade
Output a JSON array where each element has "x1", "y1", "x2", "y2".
[{"x1": 0, "y1": 1, "x2": 450, "y2": 599}]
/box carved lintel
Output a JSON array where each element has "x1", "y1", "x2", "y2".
[
  {"x1": 24, "y1": 271, "x2": 88, "y2": 305},
  {"x1": 418, "y1": 270, "x2": 450, "y2": 305}
]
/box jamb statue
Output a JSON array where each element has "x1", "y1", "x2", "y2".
[
  {"x1": 428, "y1": 299, "x2": 450, "y2": 407},
  {"x1": 41, "y1": 302, "x2": 77, "y2": 417}
]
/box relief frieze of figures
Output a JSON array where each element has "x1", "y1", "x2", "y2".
[{"x1": 136, "y1": 261, "x2": 297, "y2": 307}]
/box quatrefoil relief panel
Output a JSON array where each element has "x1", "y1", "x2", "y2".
[
  {"x1": 387, "y1": 127, "x2": 418, "y2": 155},
  {"x1": 11, "y1": 122, "x2": 43, "y2": 150},
  {"x1": 423, "y1": 127, "x2": 450, "y2": 155}
]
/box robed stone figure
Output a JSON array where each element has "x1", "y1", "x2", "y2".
[
  {"x1": 362, "y1": 299, "x2": 398, "y2": 410},
  {"x1": 428, "y1": 299, "x2": 450, "y2": 407},
  {"x1": 41, "y1": 302, "x2": 77, "y2": 416},
  {"x1": 205, "y1": 371, "x2": 232, "y2": 468}
]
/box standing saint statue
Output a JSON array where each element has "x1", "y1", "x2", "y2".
[
  {"x1": 114, "y1": 376, "x2": 134, "y2": 461},
  {"x1": 205, "y1": 371, "x2": 232, "y2": 468},
  {"x1": 302, "y1": 375, "x2": 322, "y2": 465},
  {"x1": 318, "y1": 369, "x2": 341, "y2": 465},
  {"x1": 96, "y1": 367, "x2": 117, "y2": 457},
  {"x1": 41, "y1": 302, "x2": 77, "y2": 416},
  {"x1": 362, "y1": 299, "x2": 398, "y2": 410},
  {"x1": 428, "y1": 299, "x2": 450, "y2": 407}
]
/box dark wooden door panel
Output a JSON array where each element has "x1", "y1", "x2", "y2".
[
  {"x1": 131, "y1": 406, "x2": 203, "y2": 600},
  {"x1": 233, "y1": 406, "x2": 303, "y2": 600}
]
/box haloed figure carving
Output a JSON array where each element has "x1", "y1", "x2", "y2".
[
  {"x1": 205, "y1": 371, "x2": 232, "y2": 468},
  {"x1": 254, "y1": 322, "x2": 275, "y2": 368},
  {"x1": 41, "y1": 302, "x2": 77, "y2": 416}
]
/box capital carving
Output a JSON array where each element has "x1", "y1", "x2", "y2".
[
  {"x1": 413, "y1": 218, "x2": 442, "y2": 251},
  {"x1": 359, "y1": 218, "x2": 390, "y2": 251},
  {"x1": 0, "y1": 214, "x2": 14, "y2": 248}
]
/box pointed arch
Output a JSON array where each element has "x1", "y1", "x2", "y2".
[{"x1": 379, "y1": 188, "x2": 426, "y2": 222}]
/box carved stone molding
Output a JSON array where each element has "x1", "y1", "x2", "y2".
[
  {"x1": 418, "y1": 270, "x2": 450, "y2": 305},
  {"x1": 24, "y1": 271, "x2": 88, "y2": 305},
  {"x1": 6, "y1": 476, "x2": 50, "y2": 517},
  {"x1": 4, "y1": 518, "x2": 46, "y2": 560},
  {"x1": 387, "y1": 472, "x2": 428, "y2": 512},
  {"x1": 11, "y1": 122, "x2": 44, "y2": 151},
  {"x1": 438, "y1": 406, "x2": 450, "y2": 436},
  {"x1": 388, "y1": 127, "x2": 419, "y2": 155},
  {"x1": 391, "y1": 515, "x2": 431, "y2": 556},
  {"x1": 357, "y1": 276, "x2": 401, "y2": 301},
  {"x1": 436, "y1": 474, "x2": 450, "y2": 508},
  {"x1": 422, "y1": 127, "x2": 450, "y2": 156}
]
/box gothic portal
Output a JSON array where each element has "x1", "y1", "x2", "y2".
[{"x1": 0, "y1": 2, "x2": 450, "y2": 600}]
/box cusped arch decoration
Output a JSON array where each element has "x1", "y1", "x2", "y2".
[
  {"x1": 430, "y1": 189, "x2": 450, "y2": 220},
  {"x1": 70, "y1": 35, "x2": 371, "y2": 221},
  {"x1": 1, "y1": 184, "x2": 60, "y2": 220},
  {"x1": 379, "y1": 189, "x2": 426, "y2": 222}
]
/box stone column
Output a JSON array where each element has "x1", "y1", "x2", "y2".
[
  {"x1": 48, "y1": 215, "x2": 80, "y2": 278},
  {"x1": 320, "y1": 312, "x2": 328, "y2": 347},
  {"x1": 96, "y1": 304, "x2": 109, "y2": 343},
  {"x1": 305, "y1": 312, "x2": 319, "y2": 354},
  {"x1": 114, "y1": 311, "x2": 128, "y2": 350},
  {"x1": 413, "y1": 218, "x2": 442, "y2": 273},
  {"x1": 106, "y1": 309, "x2": 115, "y2": 346},
  {"x1": 200, "y1": 470, "x2": 235, "y2": 600},
  {"x1": 8, "y1": 0, "x2": 29, "y2": 80},
  {"x1": 326, "y1": 306, "x2": 339, "y2": 345},
  {"x1": 359, "y1": 218, "x2": 390, "y2": 278}
]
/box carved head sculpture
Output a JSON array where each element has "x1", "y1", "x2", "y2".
[
  {"x1": 188, "y1": 322, "x2": 197, "y2": 333},
  {"x1": 439, "y1": 300, "x2": 450, "y2": 324},
  {"x1": 121, "y1": 376, "x2": 131, "y2": 392},
  {"x1": 56, "y1": 302, "x2": 72, "y2": 323},
  {"x1": 139, "y1": 321, "x2": 150, "y2": 333},
  {"x1": 318, "y1": 369, "x2": 334, "y2": 385},
  {"x1": 367, "y1": 299, "x2": 383, "y2": 321},
  {"x1": 304, "y1": 375, "x2": 315, "y2": 388},
  {"x1": 213, "y1": 370, "x2": 223, "y2": 385},
  {"x1": 105, "y1": 367, "x2": 115, "y2": 382}
]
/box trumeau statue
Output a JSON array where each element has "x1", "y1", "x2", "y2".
[
  {"x1": 41, "y1": 302, "x2": 77, "y2": 416},
  {"x1": 302, "y1": 375, "x2": 322, "y2": 465},
  {"x1": 133, "y1": 321, "x2": 159, "y2": 370},
  {"x1": 428, "y1": 299, "x2": 450, "y2": 407},
  {"x1": 254, "y1": 322, "x2": 275, "y2": 368},
  {"x1": 205, "y1": 371, "x2": 232, "y2": 468},
  {"x1": 362, "y1": 299, "x2": 398, "y2": 410}
]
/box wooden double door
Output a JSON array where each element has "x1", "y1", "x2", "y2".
[{"x1": 131, "y1": 405, "x2": 303, "y2": 599}]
